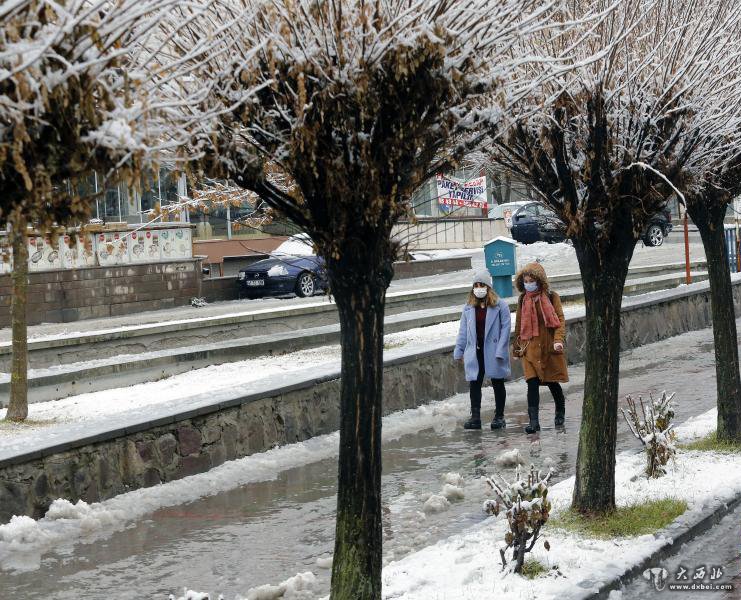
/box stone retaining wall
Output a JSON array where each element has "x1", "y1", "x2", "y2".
[
  {"x1": 0, "y1": 259, "x2": 203, "y2": 326},
  {"x1": 0, "y1": 279, "x2": 737, "y2": 522}
]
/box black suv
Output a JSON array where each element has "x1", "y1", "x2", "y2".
[{"x1": 510, "y1": 202, "x2": 673, "y2": 246}]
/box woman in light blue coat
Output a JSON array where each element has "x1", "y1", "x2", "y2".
[{"x1": 454, "y1": 270, "x2": 511, "y2": 430}]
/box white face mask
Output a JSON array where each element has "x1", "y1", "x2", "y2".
[
  {"x1": 473, "y1": 287, "x2": 488, "y2": 299},
  {"x1": 524, "y1": 281, "x2": 539, "y2": 293}
]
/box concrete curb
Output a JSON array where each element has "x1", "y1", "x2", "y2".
[{"x1": 575, "y1": 477, "x2": 741, "y2": 599}]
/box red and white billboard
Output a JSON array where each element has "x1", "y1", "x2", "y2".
[{"x1": 436, "y1": 174, "x2": 488, "y2": 210}]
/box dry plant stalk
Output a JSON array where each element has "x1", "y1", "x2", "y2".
[
  {"x1": 484, "y1": 464, "x2": 552, "y2": 575},
  {"x1": 621, "y1": 391, "x2": 677, "y2": 478}
]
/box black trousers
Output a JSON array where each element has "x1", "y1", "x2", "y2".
[
  {"x1": 470, "y1": 350, "x2": 506, "y2": 417},
  {"x1": 526, "y1": 377, "x2": 565, "y2": 411}
]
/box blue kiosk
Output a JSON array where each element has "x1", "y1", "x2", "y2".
[{"x1": 484, "y1": 237, "x2": 517, "y2": 298}]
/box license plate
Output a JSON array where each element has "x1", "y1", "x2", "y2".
[{"x1": 245, "y1": 280, "x2": 265, "y2": 286}]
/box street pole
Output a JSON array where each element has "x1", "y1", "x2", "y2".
[
  {"x1": 684, "y1": 210, "x2": 692, "y2": 284},
  {"x1": 735, "y1": 197, "x2": 740, "y2": 272}
]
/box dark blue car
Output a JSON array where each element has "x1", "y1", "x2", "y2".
[{"x1": 238, "y1": 255, "x2": 328, "y2": 298}]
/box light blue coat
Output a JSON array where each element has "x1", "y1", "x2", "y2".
[{"x1": 453, "y1": 300, "x2": 512, "y2": 381}]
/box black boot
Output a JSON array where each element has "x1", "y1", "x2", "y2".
[
  {"x1": 464, "y1": 398, "x2": 481, "y2": 429},
  {"x1": 491, "y1": 415, "x2": 506, "y2": 429},
  {"x1": 553, "y1": 387, "x2": 565, "y2": 426},
  {"x1": 554, "y1": 403, "x2": 565, "y2": 427},
  {"x1": 464, "y1": 413, "x2": 481, "y2": 429},
  {"x1": 525, "y1": 406, "x2": 540, "y2": 434}
]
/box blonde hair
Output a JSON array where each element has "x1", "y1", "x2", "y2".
[{"x1": 467, "y1": 286, "x2": 498, "y2": 307}]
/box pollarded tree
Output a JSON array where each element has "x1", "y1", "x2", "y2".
[
  {"x1": 156, "y1": 1, "x2": 560, "y2": 597},
  {"x1": 683, "y1": 171, "x2": 741, "y2": 442},
  {"x1": 662, "y1": 1, "x2": 741, "y2": 442},
  {"x1": 487, "y1": 0, "x2": 741, "y2": 513},
  {"x1": 0, "y1": 0, "x2": 186, "y2": 420}
]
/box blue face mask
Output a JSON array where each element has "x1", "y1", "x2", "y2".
[{"x1": 524, "y1": 281, "x2": 539, "y2": 293}]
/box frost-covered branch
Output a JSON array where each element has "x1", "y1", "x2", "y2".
[
  {"x1": 621, "y1": 392, "x2": 677, "y2": 478},
  {"x1": 483, "y1": 465, "x2": 552, "y2": 575},
  {"x1": 487, "y1": 0, "x2": 741, "y2": 243},
  {"x1": 0, "y1": 0, "x2": 202, "y2": 232}
]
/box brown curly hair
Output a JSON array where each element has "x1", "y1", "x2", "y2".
[{"x1": 514, "y1": 262, "x2": 551, "y2": 294}]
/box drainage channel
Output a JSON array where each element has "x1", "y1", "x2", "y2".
[{"x1": 0, "y1": 325, "x2": 722, "y2": 599}]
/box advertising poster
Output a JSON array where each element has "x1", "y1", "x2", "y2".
[
  {"x1": 160, "y1": 228, "x2": 192, "y2": 260},
  {"x1": 436, "y1": 174, "x2": 488, "y2": 210},
  {"x1": 96, "y1": 231, "x2": 129, "y2": 266},
  {"x1": 28, "y1": 235, "x2": 61, "y2": 272},
  {"x1": 61, "y1": 233, "x2": 96, "y2": 269},
  {"x1": 0, "y1": 238, "x2": 11, "y2": 275},
  {"x1": 129, "y1": 229, "x2": 161, "y2": 263}
]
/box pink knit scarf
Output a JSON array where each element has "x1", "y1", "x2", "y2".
[{"x1": 520, "y1": 290, "x2": 561, "y2": 341}]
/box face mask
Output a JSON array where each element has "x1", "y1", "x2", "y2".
[
  {"x1": 473, "y1": 287, "x2": 488, "y2": 299},
  {"x1": 524, "y1": 281, "x2": 539, "y2": 293}
]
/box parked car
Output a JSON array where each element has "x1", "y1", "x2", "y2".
[
  {"x1": 510, "y1": 202, "x2": 566, "y2": 244},
  {"x1": 238, "y1": 255, "x2": 328, "y2": 298},
  {"x1": 510, "y1": 202, "x2": 673, "y2": 246},
  {"x1": 642, "y1": 210, "x2": 674, "y2": 247}
]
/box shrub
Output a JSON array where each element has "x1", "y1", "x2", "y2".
[
  {"x1": 621, "y1": 391, "x2": 677, "y2": 478},
  {"x1": 483, "y1": 465, "x2": 552, "y2": 574}
]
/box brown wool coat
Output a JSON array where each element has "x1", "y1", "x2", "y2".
[{"x1": 513, "y1": 263, "x2": 569, "y2": 383}]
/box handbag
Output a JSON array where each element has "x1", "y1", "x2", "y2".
[{"x1": 513, "y1": 336, "x2": 529, "y2": 357}]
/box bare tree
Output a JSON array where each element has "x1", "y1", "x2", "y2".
[
  {"x1": 0, "y1": 0, "x2": 184, "y2": 420},
  {"x1": 487, "y1": 0, "x2": 741, "y2": 513},
  {"x1": 669, "y1": 4, "x2": 741, "y2": 442},
  {"x1": 156, "y1": 1, "x2": 559, "y2": 596}
]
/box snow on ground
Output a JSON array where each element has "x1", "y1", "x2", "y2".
[
  {"x1": 411, "y1": 241, "x2": 575, "y2": 271},
  {"x1": 156, "y1": 406, "x2": 736, "y2": 600},
  {"x1": 0, "y1": 394, "x2": 466, "y2": 572},
  {"x1": 0, "y1": 321, "x2": 462, "y2": 458},
  {"x1": 379, "y1": 408, "x2": 735, "y2": 600}
]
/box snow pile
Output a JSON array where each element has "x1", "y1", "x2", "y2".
[
  {"x1": 315, "y1": 556, "x2": 333, "y2": 569},
  {"x1": 245, "y1": 572, "x2": 316, "y2": 600},
  {"x1": 0, "y1": 516, "x2": 50, "y2": 545},
  {"x1": 441, "y1": 484, "x2": 465, "y2": 501},
  {"x1": 494, "y1": 448, "x2": 526, "y2": 468},
  {"x1": 442, "y1": 472, "x2": 465, "y2": 487},
  {"x1": 516, "y1": 242, "x2": 575, "y2": 270},
  {"x1": 169, "y1": 590, "x2": 215, "y2": 600},
  {"x1": 422, "y1": 494, "x2": 450, "y2": 514},
  {"x1": 274, "y1": 235, "x2": 314, "y2": 257}
]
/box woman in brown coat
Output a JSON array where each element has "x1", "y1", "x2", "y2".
[{"x1": 512, "y1": 262, "x2": 568, "y2": 433}]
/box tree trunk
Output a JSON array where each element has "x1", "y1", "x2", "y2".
[
  {"x1": 687, "y1": 200, "x2": 741, "y2": 442},
  {"x1": 329, "y1": 260, "x2": 389, "y2": 600},
  {"x1": 5, "y1": 226, "x2": 29, "y2": 421},
  {"x1": 571, "y1": 237, "x2": 635, "y2": 513}
]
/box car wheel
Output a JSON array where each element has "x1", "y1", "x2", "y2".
[
  {"x1": 295, "y1": 272, "x2": 315, "y2": 297},
  {"x1": 645, "y1": 224, "x2": 664, "y2": 247}
]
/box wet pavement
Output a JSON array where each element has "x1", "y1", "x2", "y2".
[
  {"x1": 621, "y1": 502, "x2": 741, "y2": 599},
  {"x1": 0, "y1": 323, "x2": 729, "y2": 599}
]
